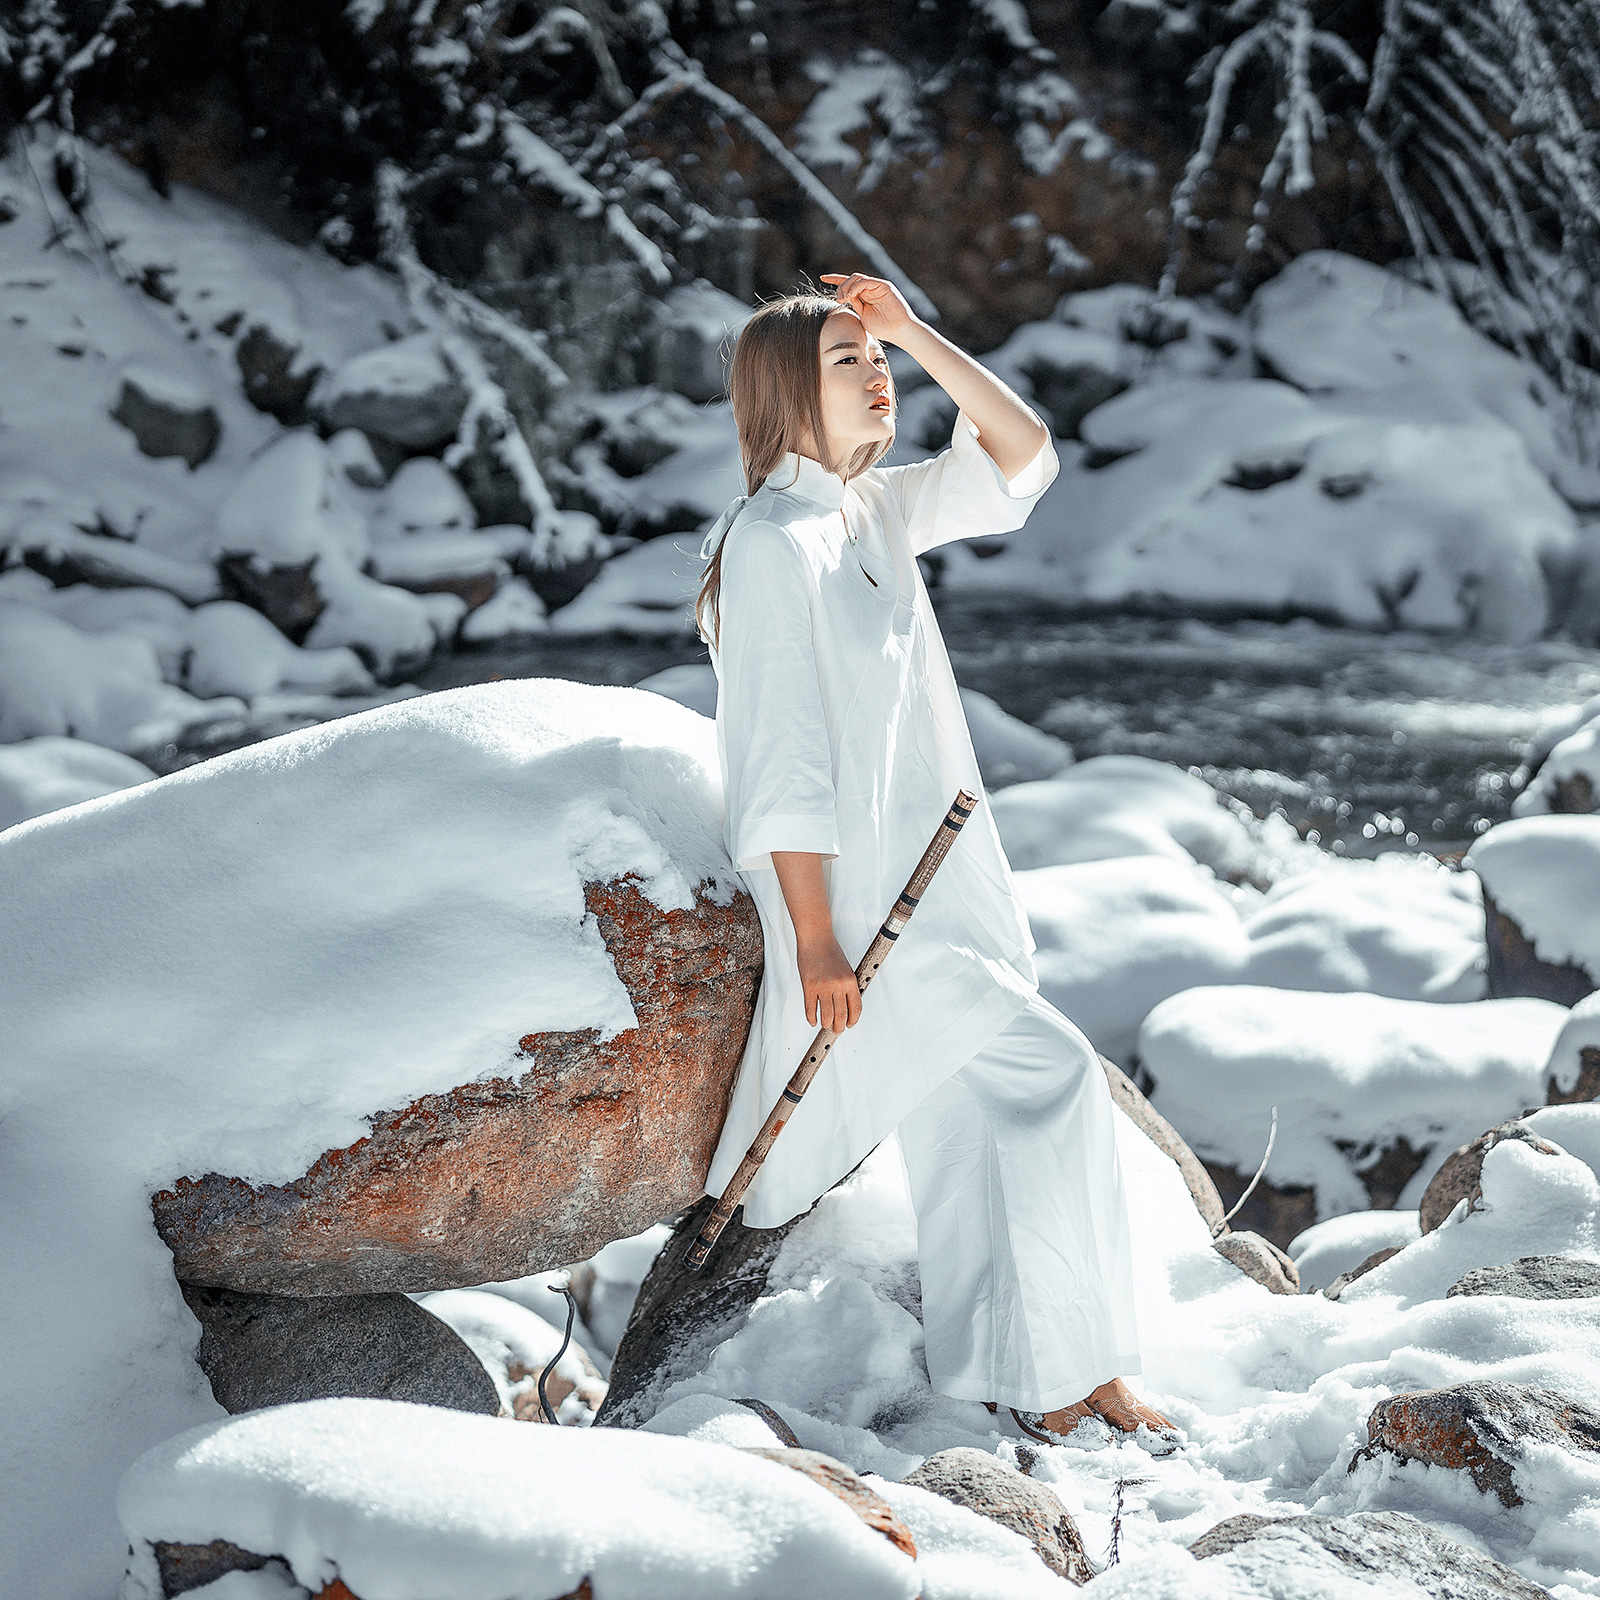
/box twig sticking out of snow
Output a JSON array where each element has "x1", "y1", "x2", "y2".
[
  {"x1": 1214, "y1": 1105, "x2": 1279, "y2": 1237},
  {"x1": 1104, "y1": 1474, "x2": 1153, "y2": 1568},
  {"x1": 374, "y1": 161, "x2": 562, "y2": 535},
  {"x1": 537, "y1": 1280, "x2": 580, "y2": 1426},
  {"x1": 584, "y1": 46, "x2": 940, "y2": 322}
]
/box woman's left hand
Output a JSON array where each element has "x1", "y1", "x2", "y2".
[{"x1": 821, "y1": 273, "x2": 922, "y2": 346}]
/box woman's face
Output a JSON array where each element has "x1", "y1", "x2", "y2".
[{"x1": 815, "y1": 309, "x2": 894, "y2": 461}]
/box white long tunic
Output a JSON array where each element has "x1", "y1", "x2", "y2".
[{"x1": 704, "y1": 416, "x2": 1060, "y2": 1227}]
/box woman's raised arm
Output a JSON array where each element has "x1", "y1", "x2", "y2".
[{"x1": 821, "y1": 272, "x2": 1049, "y2": 480}]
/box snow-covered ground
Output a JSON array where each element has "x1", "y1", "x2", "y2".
[{"x1": 118, "y1": 1098, "x2": 1597, "y2": 1598}]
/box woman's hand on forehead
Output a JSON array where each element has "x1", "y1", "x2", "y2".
[{"x1": 821, "y1": 272, "x2": 921, "y2": 346}]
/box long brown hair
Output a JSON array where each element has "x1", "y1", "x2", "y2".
[{"x1": 695, "y1": 292, "x2": 895, "y2": 647}]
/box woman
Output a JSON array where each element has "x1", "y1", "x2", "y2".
[{"x1": 697, "y1": 273, "x2": 1176, "y2": 1446}]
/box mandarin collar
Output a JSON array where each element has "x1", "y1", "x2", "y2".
[{"x1": 765, "y1": 451, "x2": 847, "y2": 511}]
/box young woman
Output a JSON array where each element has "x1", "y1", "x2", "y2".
[{"x1": 696, "y1": 274, "x2": 1177, "y2": 1446}]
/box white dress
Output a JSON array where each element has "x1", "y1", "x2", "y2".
[{"x1": 703, "y1": 415, "x2": 1058, "y2": 1228}]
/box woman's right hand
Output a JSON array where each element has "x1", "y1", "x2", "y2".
[{"x1": 797, "y1": 931, "x2": 862, "y2": 1033}]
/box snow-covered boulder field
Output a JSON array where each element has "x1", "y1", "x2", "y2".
[{"x1": 0, "y1": 680, "x2": 760, "y2": 1595}]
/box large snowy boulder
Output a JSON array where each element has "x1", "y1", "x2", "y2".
[
  {"x1": 1137, "y1": 987, "x2": 1569, "y2": 1221},
  {"x1": 991, "y1": 754, "x2": 1253, "y2": 873},
  {"x1": 1251, "y1": 252, "x2": 1600, "y2": 503},
  {"x1": 0, "y1": 680, "x2": 756, "y2": 1595},
  {"x1": 118, "y1": 1401, "x2": 922, "y2": 1600}
]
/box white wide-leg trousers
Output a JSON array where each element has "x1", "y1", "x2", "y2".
[{"x1": 896, "y1": 989, "x2": 1142, "y2": 1413}]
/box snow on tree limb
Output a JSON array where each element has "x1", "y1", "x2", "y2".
[
  {"x1": 587, "y1": 51, "x2": 941, "y2": 322},
  {"x1": 499, "y1": 113, "x2": 670, "y2": 284},
  {"x1": 373, "y1": 161, "x2": 561, "y2": 533}
]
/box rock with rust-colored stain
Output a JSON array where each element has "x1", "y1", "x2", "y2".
[
  {"x1": 152, "y1": 876, "x2": 762, "y2": 1295},
  {"x1": 1355, "y1": 1381, "x2": 1600, "y2": 1507},
  {"x1": 1417, "y1": 1120, "x2": 1563, "y2": 1235},
  {"x1": 743, "y1": 1447, "x2": 918, "y2": 1561}
]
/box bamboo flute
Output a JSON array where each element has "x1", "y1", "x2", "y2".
[{"x1": 687, "y1": 789, "x2": 980, "y2": 1270}]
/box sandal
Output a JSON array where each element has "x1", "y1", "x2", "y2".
[
  {"x1": 1087, "y1": 1390, "x2": 1186, "y2": 1456},
  {"x1": 1009, "y1": 1405, "x2": 1104, "y2": 1446}
]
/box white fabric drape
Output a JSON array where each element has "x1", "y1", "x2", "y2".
[
  {"x1": 898, "y1": 988, "x2": 1142, "y2": 1411},
  {"x1": 705, "y1": 415, "x2": 1060, "y2": 1227}
]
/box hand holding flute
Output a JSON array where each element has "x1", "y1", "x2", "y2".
[{"x1": 687, "y1": 791, "x2": 979, "y2": 1270}]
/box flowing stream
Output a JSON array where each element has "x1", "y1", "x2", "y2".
[{"x1": 418, "y1": 606, "x2": 1600, "y2": 857}]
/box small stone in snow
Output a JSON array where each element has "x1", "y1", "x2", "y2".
[
  {"x1": 902, "y1": 1447, "x2": 1093, "y2": 1584},
  {"x1": 1192, "y1": 1508, "x2": 1550, "y2": 1599},
  {"x1": 1447, "y1": 1254, "x2": 1600, "y2": 1301}
]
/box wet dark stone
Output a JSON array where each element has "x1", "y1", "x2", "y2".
[
  {"x1": 179, "y1": 1281, "x2": 500, "y2": 1415},
  {"x1": 595, "y1": 1192, "x2": 809, "y2": 1428}
]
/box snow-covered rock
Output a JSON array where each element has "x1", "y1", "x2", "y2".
[
  {"x1": 1252, "y1": 252, "x2": 1600, "y2": 504},
  {"x1": 991, "y1": 755, "x2": 1254, "y2": 873},
  {"x1": 653, "y1": 282, "x2": 751, "y2": 403},
  {"x1": 1019, "y1": 855, "x2": 1250, "y2": 1063},
  {"x1": 315, "y1": 332, "x2": 467, "y2": 449},
  {"x1": 0, "y1": 735, "x2": 154, "y2": 830},
  {"x1": 1468, "y1": 815, "x2": 1600, "y2": 987},
  {"x1": 0, "y1": 679, "x2": 751, "y2": 1594},
  {"x1": 184, "y1": 601, "x2": 373, "y2": 699},
  {"x1": 1136, "y1": 987, "x2": 1569, "y2": 1218},
  {"x1": 117, "y1": 1401, "x2": 923, "y2": 1600},
  {"x1": 1239, "y1": 862, "x2": 1483, "y2": 1003},
  {"x1": 0, "y1": 601, "x2": 238, "y2": 750},
  {"x1": 1514, "y1": 702, "x2": 1600, "y2": 817},
  {"x1": 1339, "y1": 1121, "x2": 1600, "y2": 1309},
  {"x1": 960, "y1": 687, "x2": 1073, "y2": 784},
  {"x1": 551, "y1": 532, "x2": 705, "y2": 635},
  {"x1": 1544, "y1": 992, "x2": 1600, "y2": 1104},
  {"x1": 1287, "y1": 1211, "x2": 1422, "y2": 1297}
]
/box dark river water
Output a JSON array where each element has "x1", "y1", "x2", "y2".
[{"x1": 412, "y1": 603, "x2": 1600, "y2": 858}]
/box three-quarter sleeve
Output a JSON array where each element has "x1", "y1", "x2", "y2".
[
  {"x1": 715, "y1": 520, "x2": 840, "y2": 872},
  {"x1": 879, "y1": 409, "x2": 1060, "y2": 556}
]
